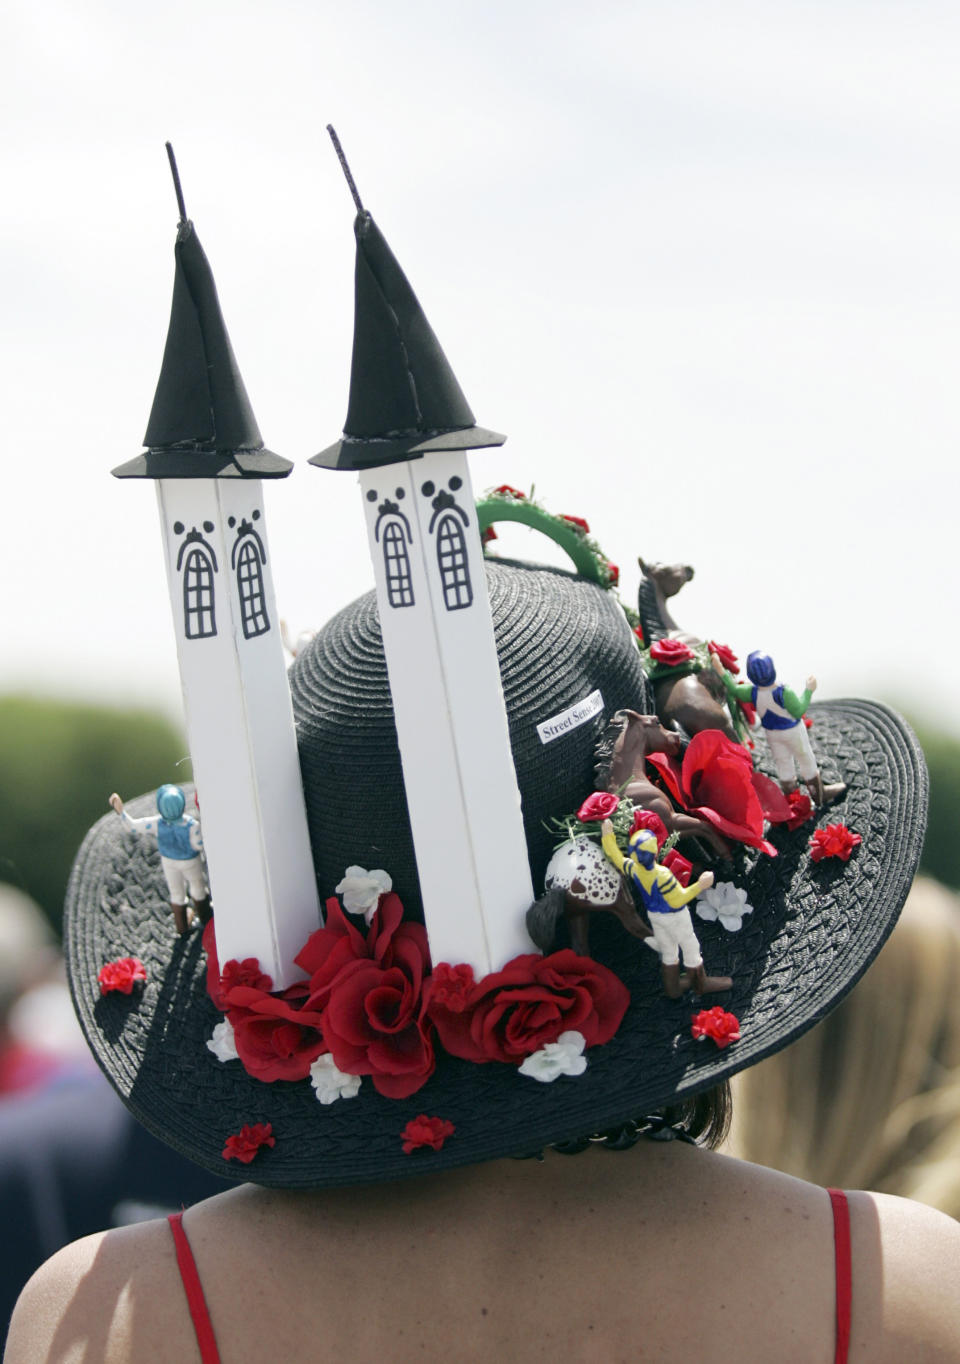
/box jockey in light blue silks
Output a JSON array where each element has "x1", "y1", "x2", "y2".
[
  {"x1": 109, "y1": 785, "x2": 210, "y2": 935},
  {"x1": 712, "y1": 650, "x2": 845, "y2": 807}
]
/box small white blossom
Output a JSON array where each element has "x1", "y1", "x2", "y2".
[
  {"x1": 519, "y1": 1031, "x2": 588, "y2": 1083},
  {"x1": 696, "y1": 880, "x2": 754, "y2": 932},
  {"x1": 206, "y1": 1018, "x2": 238, "y2": 1063},
  {"x1": 335, "y1": 866, "x2": 393, "y2": 923},
  {"x1": 309, "y1": 1054, "x2": 362, "y2": 1105}
]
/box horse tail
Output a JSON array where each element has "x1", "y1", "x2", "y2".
[{"x1": 526, "y1": 886, "x2": 567, "y2": 953}]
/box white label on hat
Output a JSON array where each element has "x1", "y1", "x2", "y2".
[{"x1": 537, "y1": 690, "x2": 605, "y2": 744}]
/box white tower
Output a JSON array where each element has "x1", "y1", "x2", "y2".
[
  {"x1": 311, "y1": 142, "x2": 534, "y2": 977},
  {"x1": 113, "y1": 150, "x2": 319, "y2": 987}
]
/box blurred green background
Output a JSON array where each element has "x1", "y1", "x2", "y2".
[{"x1": 0, "y1": 695, "x2": 956, "y2": 937}]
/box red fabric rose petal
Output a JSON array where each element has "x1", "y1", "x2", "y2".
[{"x1": 646, "y1": 729, "x2": 779, "y2": 855}]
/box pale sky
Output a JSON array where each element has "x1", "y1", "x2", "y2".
[{"x1": 4, "y1": 0, "x2": 959, "y2": 736}]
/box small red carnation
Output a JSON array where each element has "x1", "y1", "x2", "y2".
[
  {"x1": 560, "y1": 514, "x2": 590, "y2": 533},
  {"x1": 607, "y1": 563, "x2": 620, "y2": 586},
  {"x1": 577, "y1": 791, "x2": 620, "y2": 822},
  {"x1": 661, "y1": 848, "x2": 693, "y2": 887},
  {"x1": 428, "y1": 963, "x2": 476, "y2": 1012},
  {"x1": 629, "y1": 808, "x2": 669, "y2": 847},
  {"x1": 480, "y1": 525, "x2": 498, "y2": 546},
  {"x1": 708, "y1": 641, "x2": 739, "y2": 674},
  {"x1": 402, "y1": 1115, "x2": 455, "y2": 1154},
  {"x1": 98, "y1": 957, "x2": 147, "y2": 997},
  {"x1": 809, "y1": 824, "x2": 861, "y2": 863},
  {"x1": 493, "y1": 484, "x2": 525, "y2": 498},
  {"x1": 221, "y1": 1122, "x2": 275, "y2": 1163},
  {"x1": 783, "y1": 789, "x2": 815, "y2": 831},
  {"x1": 691, "y1": 1007, "x2": 741, "y2": 1049},
  {"x1": 649, "y1": 638, "x2": 694, "y2": 667}
]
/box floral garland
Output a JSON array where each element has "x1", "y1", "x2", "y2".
[
  {"x1": 476, "y1": 486, "x2": 640, "y2": 628},
  {"x1": 639, "y1": 639, "x2": 753, "y2": 742},
  {"x1": 201, "y1": 885, "x2": 631, "y2": 1109}
]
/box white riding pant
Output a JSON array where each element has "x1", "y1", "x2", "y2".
[
  {"x1": 648, "y1": 908, "x2": 702, "y2": 968},
  {"x1": 765, "y1": 722, "x2": 817, "y2": 784},
  {"x1": 161, "y1": 854, "x2": 207, "y2": 906}
]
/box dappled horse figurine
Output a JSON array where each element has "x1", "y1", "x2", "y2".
[
  {"x1": 526, "y1": 710, "x2": 730, "y2": 957},
  {"x1": 637, "y1": 557, "x2": 741, "y2": 745}
]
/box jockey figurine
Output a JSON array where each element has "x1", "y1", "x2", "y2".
[
  {"x1": 601, "y1": 819, "x2": 732, "y2": 999},
  {"x1": 109, "y1": 785, "x2": 211, "y2": 935},
  {"x1": 712, "y1": 650, "x2": 846, "y2": 806}
]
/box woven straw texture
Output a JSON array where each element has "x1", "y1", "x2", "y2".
[{"x1": 65, "y1": 563, "x2": 927, "y2": 1189}]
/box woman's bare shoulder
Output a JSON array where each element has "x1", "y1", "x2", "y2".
[
  {"x1": 4, "y1": 1217, "x2": 199, "y2": 1364},
  {"x1": 847, "y1": 1190, "x2": 960, "y2": 1362}
]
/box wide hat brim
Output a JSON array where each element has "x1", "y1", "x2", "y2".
[{"x1": 65, "y1": 569, "x2": 926, "y2": 1189}]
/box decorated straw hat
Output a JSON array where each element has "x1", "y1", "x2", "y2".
[{"x1": 64, "y1": 143, "x2": 927, "y2": 1190}]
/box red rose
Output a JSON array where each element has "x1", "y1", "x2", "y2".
[
  {"x1": 576, "y1": 791, "x2": 620, "y2": 822},
  {"x1": 646, "y1": 728, "x2": 792, "y2": 855},
  {"x1": 203, "y1": 921, "x2": 326, "y2": 1082},
  {"x1": 426, "y1": 949, "x2": 629, "y2": 1066},
  {"x1": 97, "y1": 957, "x2": 146, "y2": 996},
  {"x1": 607, "y1": 563, "x2": 620, "y2": 586},
  {"x1": 783, "y1": 790, "x2": 814, "y2": 831},
  {"x1": 708, "y1": 641, "x2": 739, "y2": 674},
  {"x1": 480, "y1": 525, "x2": 498, "y2": 545},
  {"x1": 629, "y1": 808, "x2": 669, "y2": 847},
  {"x1": 493, "y1": 484, "x2": 525, "y2": 498},
  {"x1": 691, "y1": 1007, "x2": 740, "y2": 1049},
  {"x1": 633, "y1": 624, "x2": 646, "y2": 647},
  {"x1": 222, "y1": 1122, "x2": 275, "y2": 1163},
  {"x1": 298, "y1": 896, "x2": 434, "y2": 1099},
  {"x1": 649, "y1": 638, "x2": 694, "y2": 667},
  {"x1": 809, "y1": 824, "x2": 861, "y2": 863},
  {"x1": 401, "y1": 1114, "x2": 455, "y2": 1154},
  {"x1": 803, "y1": 715, "x2": 814, "y2": 729},
  {"x1": 661, "y1": 848, "x2": 693, "y2": 887},
  {"x1": 227, "y1": 982, "x2": 327, "y2": 1083},
  {"x1": 560, "y1": 514, "x2": 590, "y2": 533}
]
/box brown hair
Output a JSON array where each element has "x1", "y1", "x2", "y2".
[{"x1": 728, "y1": 877, "x2": 960, "y2": 1210}]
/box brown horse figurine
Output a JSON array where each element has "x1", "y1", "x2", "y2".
[
  {"x1": 637, "y1": 557, "x2": 741, "y2": 745},
  {"x1": 596, "y1": 709, "x2": 732, "y2": 859}
]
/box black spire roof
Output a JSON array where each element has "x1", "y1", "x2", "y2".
[
  {"x1": 114, "y1": 176, "x2": 291, "y2": 480},
  {"x1": 311, "y1": 210, "x2": 505, "y2": 471}
]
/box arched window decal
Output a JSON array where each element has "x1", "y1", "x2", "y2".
[
  {"x1": 175, "y1": 527, "x2": 218, "y2": 640},
  {"x1": 373, "y1": 497, "x2": 415, "y2": 609},
  {"x1": 435, "y1": 513, "x2": 473, "y2": 611},
  {"x1": 182, "y1": 547, "x2": 217, "y2": 638},
  {"x1": 382, "y1": 521, "x2": 415, "y2": 608},
  {"x1": 230, "y1": 517, "x2": 270, "y2": 639}
]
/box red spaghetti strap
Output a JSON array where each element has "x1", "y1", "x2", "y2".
[
  {"x1": 827, "y1": 1189, "x2": 852, "y2": 1364},
  {"x1": 168, "y1": 1212, "x2": 223, "y2": 1364}
]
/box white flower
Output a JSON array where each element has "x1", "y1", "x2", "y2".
[
  {"x1": 518, "y1": 1031, "x2": 588, "y2": 1083},
  {"x1": 696, "y1": 880, "x2": 754, "y2": 932},
  {"x1": 335, "y1": 866, "x2": 393, "y2": 923},
  {"x1": 309, "y1": 1054, "x2": 362, "y2": 1105},
  {"x1": 206, "y1": 1018, "x2": 238, "y2": 1063}
]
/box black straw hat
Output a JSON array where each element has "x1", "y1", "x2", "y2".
[{"x1": 64, "y1": 557, "x2": 927, "y2": 1188}]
